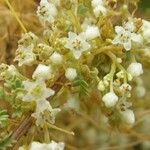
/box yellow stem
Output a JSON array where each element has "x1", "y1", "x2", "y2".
[
  {"x1": 106, "y1": 51, "x2": 127, "y2": 83},
  {"x1": 109, "y1": 61, "x2": 116, "y2": 92},
  {"x1": 5, "y1": 0, "x2": 27, "y2": 33},
  {"x1": 47, "y1": 123, "x2": 74, "y2": 136},
  {"x1": 68, "y1": 10, "x2": 81, "y2": 33},
  {"x1": 44, "y1": 124, "x2": 50, "y2": 143}
]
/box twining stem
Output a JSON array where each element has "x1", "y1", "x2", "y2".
[
  {"x1": 106, "y1": 51, "x2": 127, "y2": 83},
  {"x1": 47, "y1": 123, "x2": 74, "y2": 136},
  {"x1": 68, "y1": 10, "x2": 82, "y2": 33},
  {"x1": 44, "y1": 124, "x2": 50, "y2": 143},
  {"x1": 5, "y1": 0, "x2": 27, "y2": 33},
  {"x1": 109, "y1": 61, "x2": 116, "y2": 92}
]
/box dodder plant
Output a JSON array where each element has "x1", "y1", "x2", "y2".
[{"x1": 0, "y1": 0, "x2": 150, "y2": 149}]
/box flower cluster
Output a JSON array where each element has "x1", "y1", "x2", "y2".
[{"x1": 1, "y1": 0, "x2": 150, "y2": 149}]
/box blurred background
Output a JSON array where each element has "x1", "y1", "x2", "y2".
[{"x1": 0, "y1": 0, "x2": 150, "y2": 150}]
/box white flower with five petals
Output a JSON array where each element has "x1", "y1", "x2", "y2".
[
  {"x1": 92, "y1": 0, "x2": 107, "y2": 17},
  {"x1": 15, "y1": 44, "x2": 36, "y2": 66},
  {"x1": 112, "y1": 22, "x2": 143, "y2": 51},
  {"x1": 32, "y1": 64, "x2": 52, "y2": 80},
  {"x1": 37, "y1": 0, "x2": 58, "y2": 23},
  {"x1": 64, "y1": 32, "x2": 91, "y2": 59},
  {"x1": 22, "y1": 80, "x2": 55, "y2": 102},
  {"x1": 32, "y1": 100, "x2": 61, "y2": 126}
]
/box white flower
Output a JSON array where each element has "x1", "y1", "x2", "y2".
[
  {"x1": 102, "y1": 92, "x2": 118, "y2": 108},
  {"x1": 64, "y1": 32, "x2": 91, "y2": 59},
  {"x1": 119, "y1": 83, "x2": 132, "y2": 93},
  {"x1": 93, "y1": 5, "x2": 107, "y2": 17},
  {"x1": 30, "y1": 141, "x2": 64, "y2": 150},
  {"x1": 18, "y1": 32, "x2": 38, "y2": 47},
  {"x1": 127, "y1": 62, "x2": 143, "y2": 77},
  {"x1": 65, "y1": 68, "x2": 77, "y2": 81},
  {"x1": 121, "y1": 109, "x2": 135, "y2": 125},
  {"x1": 85, "y1": 25, "x2": 100, "y2": 40},
  {"x1": 141, "y1": 20, "x2": 150, "y2": 44},
  {"x1": 32, "y1": 64, "x2": 52, "y2": 80},
  {"x1": 22, "y1": 80, "x2": 55, "y2": 102},
  {"x1": 112, "y1": 22, "x2": 143, "y2": 51},
  {"x1": 37, "y1": 0, "x2": 58, "y2": 23},
  {"x1": 91, "y1": 0, "x2": 103, "y2": 8},
  {"x1": 0, "y1": 64, "x2": 19, "y2": 80},
  {"x1": 32, "y1": 100, "x2": 61, "y2": 126},
  {"x1": 64, "y1": 95, "x2": 80, "y2": 111},
  {"x1": 50, "y1": 52, "x2": 63, "y2": 64},
  {"x1": 92, "y1": 0, "x2": 107, "y2": 17},
  {"x1": 15, "y1": 44, "x2": 36, "y2": 66},
  {"x1": 97, "y1": 81, "x2": 105, "y2": 91},
  {"x1": 81, "y1": 18, "x2": 93, "y2": 30}
]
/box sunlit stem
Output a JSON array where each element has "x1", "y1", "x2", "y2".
[
  {"x1": 5, "y1": 0, "x2": 27, "y2": 33},
  {"x1": 106, "y1": 51, "x2": 127, "y2": 83},
  {"x1": 44, "y1": 124, "x2": 50, "y2": 143},
  {"x1": 109, "y1": 61, "x2": 116, "y2": 92},
  {"x1": 47, "y1": 123, "x2": 74, "y2": 136}
]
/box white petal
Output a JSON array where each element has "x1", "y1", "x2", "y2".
[
  {"x1": 123, "y1": 40, "x2": 131, "y2": 51},
  {"x1": 115, "y1": 26, "x2": 124, "y2": 34},
  {"x1": 68, "y1": 32, "x2": 77, "y2": 40},
  {"x1": 131, "y1": 33, "x2": 143, "y2": 43},
  {"x1": 73, "y1": 51, "x2": 82, "y2": 59},
  {"x1": 44, "y1": 88, "x2": 55, "y2": 98}
]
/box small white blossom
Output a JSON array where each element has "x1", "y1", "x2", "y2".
[
  {"x1": 121, "y1": 109, "x2": 135, "y2": 125},
  {"x1": 50, "y1": 52, "x2": 63, "y2": 64},
  {"x1": 97, "y1": 81, "x2": 105, "y2": 91},
  {"x1": 64, "y1": 32, "x2": 91, "y2": 59},
  {"x1": 64, "y1": 95, "x2": 80, "y2": 111},
  {"x1": 32, "y1": 100, "x2": 61, "y2": 126},
  {"x1": 119, "y1": 83, "x2": 132, "y2": 94},
  {"x1": 30, "y1": 141, "x2": 64, "y2": 150},
  {"x1": 32, "y1": 64, "x2": 52, "y2": 80},
  {"x1": 85, "y1": 25, "x2": 100, "y2": 40},
  {"x1": 92, "y1": 0, "x2": 106, "y2": 17},
  {"x1": 37, "y1": 0, "x2": 58, "y2": 23},
  {"x1": 127, "y1": 62, "x2": 143, "y2": 77},
  {"x1": 112, "y1": 22, "x2": 143, "y2": 51},
  {"x1": 81, "y1": 18, "x2": 93, "y2": 30},
  {"x1": 15, "y1": 44, "x2": 36, "y2": 66},
  {"x1": 92, "y1": 0, "x2": 107, "y2": 17},
  {"x1": 65, "y1": 68, "x2": 77, "y2": 81},
  {"x1": 102, "y1": 92, "x2": 118, "y2": 108},
  {"x1": 18, "y1": 32, "x2": 38, "y2": 47},
  {"x1": 141, "y1": 20, "x2": 150, "y2": 44},
  {"x1": 93, "y1": 5, "x2": 107, "y2": 17},
  {"x1": 0, "y1": 64, "x2": 19, "y2": 80},
  {"x1": 22, "y1": 80, "x2": 55, "y2": 102}
]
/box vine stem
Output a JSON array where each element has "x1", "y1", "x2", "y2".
[
  {"x1": 106, "y1": 51, "x2": 127, "y2": 83},
  {"x1": 109, "y1": 61, "x2": 116, "y2": 92},
  {"x1": 47, "y1": 123, "x2": 74, "y2": 136},
  {"x1": 5, "y1": 0, "x2": 27, "y2": 33}
]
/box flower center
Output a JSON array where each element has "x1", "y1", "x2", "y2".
[{"x1": 72, "y1": 39, "x2": 82, "y2": 50}]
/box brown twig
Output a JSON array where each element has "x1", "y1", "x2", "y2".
[{"x1": 10, "y1": 74, "x2": 66, "y2": 149}]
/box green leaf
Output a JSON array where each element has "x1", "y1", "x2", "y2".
[
  {"x1": 0, "y1": 110, "x2": 9, "y2": 127},
  {"x1": 0, "y1": 88, "x2": 5, "y2": 100},
  {"x1": 0, "y1": 133, "x2": 15, "y2": 150},
  {"x1": 77, "y1": 4, "x2": 88, "y2": 16},
  {"x1": 73, "y1": 78, "x2": 90, "y2": 97}
]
